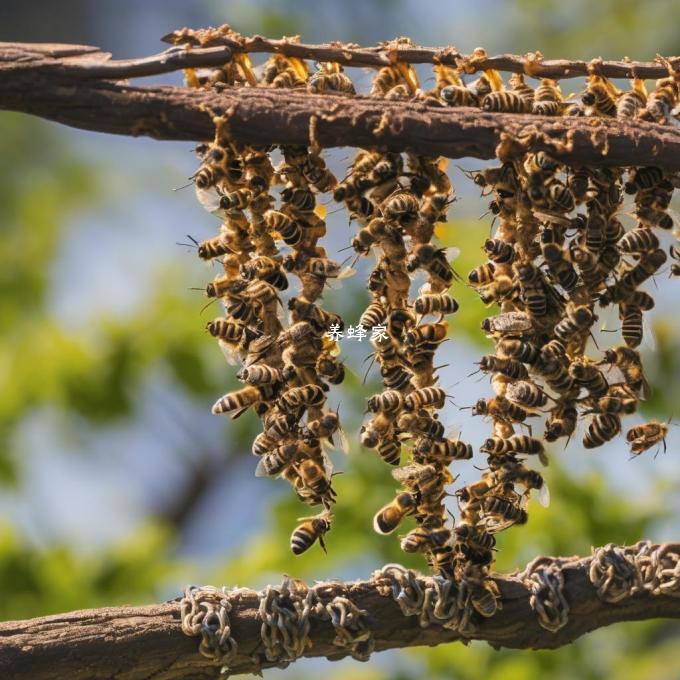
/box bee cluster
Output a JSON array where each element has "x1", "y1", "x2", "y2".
[{"x1": 171, "y1": 25, "x2": 678, "y2": 601}]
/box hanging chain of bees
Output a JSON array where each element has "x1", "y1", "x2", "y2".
[{"x1": 166, "y1": 24, "x2": 679, "y2": 611}]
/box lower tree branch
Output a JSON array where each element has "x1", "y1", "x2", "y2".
[{"x1": 1, "y1": 543, "x2": 679, "y2": 679}]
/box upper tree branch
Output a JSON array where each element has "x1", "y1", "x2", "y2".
[
  {"x1": 1, "y1": 544, "x2": 680, "y2": 679},
  {"x1": 1, "y1": 49, "x2": 679, "y2": 171}
]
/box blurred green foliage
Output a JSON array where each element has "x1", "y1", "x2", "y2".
[{"x1": 2, "y1": 3, "x2": 680, "y2": 678}]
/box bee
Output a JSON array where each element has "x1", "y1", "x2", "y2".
[
  {"x1": 306, "y1": 410, "x2": 348, "y2": 452},
  {"x1": 582, "y1": 75, "x2": 617, "y2": 116},
  {"x1": 308, "y1": 69, "x2": 355, "y2": 95},
  {"x1": 497, "y1": 463, "x2": 550, "y2": 506},
  {"x1": 371, "y1": 66, "x2": 403, "y2": 97},
  {"x1": 367, "y1": 389, "x2": 405, "y2": 415},
  {"x1": 592, "y1": 395, "x2": 638, "y2": 415},
  {"x1": 569, "y1": 360, "x2": 608, "y2": 398},
  {"x1": 373, "y1": 491, "x2": 417, "y2": 534},
  {"x1": 414, "y1": 436, "x2": 473, "y2": 462},
  {"x1": 496, "y1": 338, "x2": 539, "y2": 364},
  {"x1": 617, "y1": 226, "x2": 659, "y2": 254},
  {"x1": 636, "y1": 206, "x2": 673, "y2": 230},
  {"x1": 195, "y1": 233, "x2": 232, "y2": 261},
  {"x1": 193, "y1": 144, "x2": 234, "y2": 189},
  {"x1": 468, "y1": 262, "x2": 497, "y2": 287},
  {"x1": 619, "y1": 304, "x2": 643, "y2": 348},
  {"x1": 481, "y1": 311, "x2": 533, "y2": 337},
  {"x1": 421, "y1": 192, "x2": 454, "y2": 225},
  {"x1": 279, "y1": 384, "x2": 328, "y2": 412},
  {"x1": 388, "y1": 308, "x2": 416, "y2": 341},
  {"x1": 290, "y1": 511, "x2": 332, "y2": 555},
  {"x1": 583, "y1": 413, "x2": 621, "y2": 448},
  {"x1": 616, "y1": 79, "x2": 647, "y2": 118},
  {"x1": 255, "y1": 442, "x2": 300, "y2": 477},
  {"x1": 414, "y1": 294, "x2": 459, "y2": 319},
  {"x1": 639, "y1": 76, "x2": 678, "y2": 123},
  {"x1": 382, "y1": 191, "x2": 420, "y2": 227},
  {"x1": 271, "y1": 68, "x2": 306, "y2": 89},
  {"x1": 554, "y1": 304, "x2": 595, "y2": 344},
  {"x1": 440, "y1": 84, "x2": 479, "y2": 107},
  {"x1": 237, "y1": 364, "x2": 290, "y2": 386},
  {"x1": 281, "y1": 186, "x2": 316, "y2": 213},
  {"x1": 264, "y1": 209, "x2": 303, "y2": 247},
  {"x1": 360, "y1": 412, "x2": 394, "y2": 449},
  {"x1": 380, "y1": 362, "x2": 413, "y2": 391},
  {"x1": 480, "y1": 435, "x2": 547, "y2": 464},
  {"x1": 515, "y1": 263, "x2": 548, "y2": 318},
  {"x1": 297, "y1": 457, "x2": 334, "y2": 500},
  {"x1": 405, "y1": 322, "x2": 448, "y2": 347},
  {"x1": 472, "y1": 396, "x2": 529, "y2": 423},
  {"x1": 377, "y1": 438, "x2": 402, "y2": 466},
  {"x1": 218, "y1": 188, "x2": 252, "y2": 211},
  {"x1": 406, "y1": 244, "x2": 456, "y2": 286},
  {"x1": 263, "y1": 411, "x2": 297, "y2": 438},
  {"x1": 532, "y1": 79, "x2": 563, "y2": 116},
  {"x1": 478, "y1": 354, "x2": 529, "y2": 380},
  {"x1": 504, "y1": 380, "x2": 549, "y2": 411},
  {"x1": 482, "y1": 495, "x2": 528, "y2": 532},
  {"x1": 315, "y1": 354, "x2": 345, "y2": 385},
  {"x1": 483, "y1": 238, "x2": 516, "y2": 264},
  {"x1": 624, "y1": 167, "x2": 666, "y2": 194},
  {"x1": 541, "y1": 227, "x2": 579, "y2": 291},
  {"x1": 482, "y1": 90, "x2": 533, "y2": 113},
  {"x1": 252, "y1": 430, "x2": 279, "y2": 457},
  {"x1": 626, "y1": 421, "x2": 669, "y2": 456},
  {"x1": 544, "y1": 402, "x2": 578, "y2": 442},
  {"x1": 396, "y1": 412, "x2": 445, "y2": 439},
  {"x1": 400, "y1": 526, "x2": 451, "y2": 553},
  {"x1": 454, "y1": 523, "x2": 496, "y2": 565},
  {"x1": 404, "y1": 387, "x2": 447, "y2": 411},
  {"x1": 212, "y1": 385, "x2": 269, "y2": 417},
  {"x1": 599, "y1": 346, "x2": 650, "y2": 398}
]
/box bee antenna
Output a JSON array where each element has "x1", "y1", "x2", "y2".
[
  {"x1": 200, "y1": 298, "x2": 218, "y2": 315},
  {"x1": 173, "y1": 182, "x2": 194, "y2": 191},
  {"x1": 186, "y1": 234, "x2": 200, "y2": 246}
]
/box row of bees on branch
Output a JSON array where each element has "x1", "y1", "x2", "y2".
[{"x1": 179, "y1": 29, "x2": 676, "y2": 604}]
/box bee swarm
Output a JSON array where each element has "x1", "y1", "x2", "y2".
[{"x1": 178, "y1": 24, "x2": 679, "y2": 616}]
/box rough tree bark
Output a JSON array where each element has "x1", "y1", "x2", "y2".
[
  {"x1": 1, "y1": 42, "x2": 679, "y2": 170},
  {"x1": 1, "y1": 546, "x2": 680, "y2": 679}
]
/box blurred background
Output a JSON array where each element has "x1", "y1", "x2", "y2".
[{"x1": 1, "y1": 1, "x2": 680, "y2": 678}]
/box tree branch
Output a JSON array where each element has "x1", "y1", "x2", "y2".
[
  {"x1": 1, "y1": 544, "x2": 680, "y2": 679},
  {"x1": 0, "y1": 68, "x2": 678, "y2": 171}
]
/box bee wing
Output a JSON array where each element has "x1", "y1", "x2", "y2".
[
  {"x1": 537, "y1": 482, "x2": 551, "y2": 508},
  {"x1": 337, "y1": 427, "x2": 350, "y2": 454},
  {"x1": 444, "y1": 246, "x2": 461, "y2": 262},
  {"x1": 254, "y1": 458, "x2": 271, "y2": 477},
  {"x1": 337, "y1": 267, "x2": 356, "y2": 280},
  {"x1": 642, "y1": 312, "x2": 657, "y2": 352},
  {"x1": 195, "y1": 187, "x2": 225, "y2": 217},
  {"x1": 218, "y1": 339, "x2": 241, "y2": 366}
]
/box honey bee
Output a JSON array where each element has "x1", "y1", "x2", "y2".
[
  {"x1": 440, "y1": 84, "x2": 479, "y2": 107},
  {"x1": 619, "y1": 304, "x2": 644, "y2": 349},
  {"x1": 263, "y1": 411, "x2": 297, "y2": 438},
  {"x1": 624, "y1": 167, "x2": 666, "y2": 194},
  {"x1": 308, "y1": 69, "x2": 355, "y2": 95},
  {"x1": 454, "y1": 523, "x2": 496, "y2": 566},
  {"x1": 498, "y1": 339, "x2": 538, "y2": 366},
  {"x1": 616, "y1": 79, "x2": 647, "y2": 118},
  {"x1": 554, "y1": 304, "x2": 595, "y2": 344},
  {"x1": 482, "y1": 90, "x2": 533, "y2": 113},
  {"x1": 281, "y1": 185, "x2": 316, "y2": 213},
  {"x1": 480, "y1": 435, "x2": 547, "y2": 465},
  {"x1": 468, "y1": 262, "x2": 497, "y2": 287},
  {"x1": 255, "y1": 442, "x2": 300, "y2": 477},
  {"x1": 582, "y1": 75, "x2": 618, "y2": 116},
  {"x1": 504, "y1": 380, "x2": 549, "y2": 411},
  {"x1": 396, "y1": 412, "x2": 445, "y2": 439},
  {"x1": 497, "y1": 462, "x2": 550, "y2": 506},
  {"x1": 544, "y1": 402, "x2": 578, "y2": 442},
  {"x1": 583, "y1": 413, "x2": 621, "y2": 448},
  {"x1": 481, "y1": 311, "x2": 533, "y2": 337},
  {"x1": 591, "y1": 394, "x2": 638, "y2": 415},
  {"x1": 373, "y1": 491, "x2": 417, "y2": 534},
  {"x1": 414, "y1": 294, "x2": 459, "y2": 319},
  {"x1": 237, "y1": 364, "x2": 290, "y2": 387},
  {"x1": 400, "y1": 526, "x2": 451, "y2": 553},
  {"x1": 264, "y1": 209, "x2": 303, "y2": 247},
  {"x1": 532, "y1": 79, "x2": 564, "y2": 116},
  {"x1": 406, "y1": 244, "x2": 457, "y2": 286},
  {"x1": 212, "y1": 385, "x2": 270, "y2": 417},
  {"x1": 377, "y1": 438, "x2": 402, "y2": 466},
  {"x1": 484, "y1": 238, "x2": 516, "y2": 264},
  {"x1": 371, "y1": 66, "x2": 403, "y2": 97},
  {"x1": 599, "y1": 346, "x2": 650, "y2": 398},
  {"x1": 290, "y1": 511, "x2": 332, "y2": 555},
  {"x1": 297, "y1": 457, "x2": 334, "y2": 500},
  {"x1": 315, "y1": 353, "x2": 345, "y2": 385},
  {"x1": 515, "y1": 263, "x2": 549, "y2": 318},
  {"x1": 478, "y1": 354, "x2": 529, "y2": 380},
  {"x1": 482, "y1": 494, "x2": 528, "y2": 532},
  {"x1": 404, "y1": 387, "x2": 447, "y2": 411},
  {"x1": 382, "y1": 191, "x2": 420, "y2": 227},
  {"x1": 541, "y1": 227, "x2": 579, "y2": 291},
  {"x1": 360, "y1": 412, "x2": 394, "y2": 448},
  {"x1": 569, "y1": 360, "x2": 608, "y2": 398},
  {"x1": 472, "y1": 396, "x2": 530, "y2": 424},
  {"x1": 626, "y1": 421, "x2": 669, "y2": 456},
  {"x1": 380, "y1": 362, "x2": 413, "y2": 392},
  {"x1": 279, "y1": 384, "x2": 328, "y2": 412},
  {"x1": 638, "y1": 76, "x2": 678, "y2": 123},
  {"x1": 414, "y1": 436, "x2": 473, "y2": 462},
  {"x1": 405, "y1": 322, "x2": 448, "y2": 347}
]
